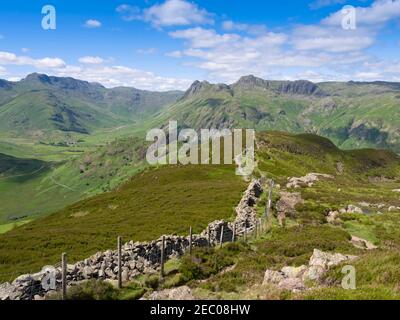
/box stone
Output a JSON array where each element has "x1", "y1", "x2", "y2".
[
  {"x1": 281, "y1": 265, "x2": 307, "y2": 279},
  {"x1": 286, "y1": 173, "x2": 333, "y2": 189},
  {"x1": 276, "y1": 192, "x2": 303, "y2": 218},
  {"x1": 388, "y1": 206, "x2": 400, "y2": 212},
  {"x1": 146, "y1": 286, "x2": 195, "y2": 300},
  {"x1": 121, "y1": 269, "x2": 129, "y2": 282},
  {"x1": 0, "y1": 282, "x2": 16, "y2": 300},
  {"x1": 327, "y1": 211, "x2": 339, "y2": 223},
  {"x1": 305, "y1": 249, "x2": 357, "y2": 281},
  {"x1": 263, "y1": 270, "x2": 285, "y2": 285},
  {"x1": 346, "y1": 205, "x2": 363, "y2": 214},
  {"x1": 278, "y1": 278, "x2": 306, "y2": 292},
  {"x1": 82, "y1": 266, "x2": 94, "y2": 279}
]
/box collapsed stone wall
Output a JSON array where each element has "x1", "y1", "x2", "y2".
[{"x1": 0, "y1": 179, "x2": 264, "y2": 300}]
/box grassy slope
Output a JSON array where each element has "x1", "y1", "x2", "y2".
[
  {"x1": 152, "y1": 80, "x2": 400, "y2": 152},
  {"x1": 0, "y1": 164, "x2": 246, "y2": 282},
  {"x1": 0, "y1": 136, "x2": 150, "y2": 224},
  {"x1": 136, "y1": 131, "x2": 400, "y2": 300}
]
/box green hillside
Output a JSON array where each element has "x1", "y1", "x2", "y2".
[
  {"x1": 0, "y1": 137, "x2": 150, "y2": 224},
  {"x1": 0, "y1": 164, "x2": 246, "y2": 282},
  {"x1": 151, "y1": 75, "x2": 400, "y2": 152},
  {"x1": 0, "y1": 73, "x2": 182, "y2": 144},
  {"x1": 1, "y1": 131, "x2": 400, "y2": 299}
]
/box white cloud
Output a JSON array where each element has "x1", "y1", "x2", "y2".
[
  {"x1": 78, "y1": 56, "x2": 104, "y2": 64},
  {"x1": 116, "y1": 4, "x2": 141, "y2": 21},
  {"x1": 0, "y1": 66, "x2": 6, "y2": 76},
  {"x1": 170, "y1": 28, "x2": 241, "y2": 48},
  {"x1": 136, "y1": 48, "x2": 157, "y2": 54},
  {"x1": 54, "y1": 64, "x2": 192, "y2": 91},
  {"x1": 21, "y1": 48, "x2": 30, "y2": 53},
  {"x1": 292, "y1": 25, "x2": 375, "y2": 52},
  {"x1": 84, "y1": 19, "x2": 102, "y2": 28},
  {"x1": 309, "y1": 0, "x2": 346, "y2": 10},
  {"x1": 0, "y1": 51, "x2": 66, "y2": 69},
  {"x1": 166, "y1": 50, "x2": 184, "y2": 58},
  {"x1": 143, "y1": 0, "x2": 213, "y2": 27},
  {"x1": 222, "y1": 20, "x2": 268, "y2": 35}
]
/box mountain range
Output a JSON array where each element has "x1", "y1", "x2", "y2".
[
  {"x1": 0, "y1": 73, "x2": 182, "y2": 141},
  {"x1": 153, "y1": 75, "x2": 400, "y2": 152}
]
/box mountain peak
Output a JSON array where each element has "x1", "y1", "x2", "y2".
[
  {"x1": 23, "y1": 73, "x2": 51, "y2": 83},
  {"x1": 234, "y1": 75, "x2": 270, "y2": 89},
  {"x1": 183, "y1": 80, "x2": 231, "y2": 98}
]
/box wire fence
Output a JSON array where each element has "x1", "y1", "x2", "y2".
[{"x1": 0, "y1": 179, "x2": 275, "y2": 301}]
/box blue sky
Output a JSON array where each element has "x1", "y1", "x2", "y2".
[{"x1": 0, "y1": 0, "x2": 399, "y2": 90}]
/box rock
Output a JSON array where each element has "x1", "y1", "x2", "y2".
[
  {"x1": 278, "y1": 278, "x2": 306, "y2": 292},
  {"x1": 392, "y1": 189, "x2": 400, "y2": 193},
  {"x1": 263, "y1": 270, "x2": 285, "y2": 285},
  {"x1": 281, "y1": 265, "x2": 307, "y2": 279},
  {"x1": 388, "y1": 206, "x2": 400, "y2": 212},
  {"x1": 327, "y1": 211, "x2": 339, "y2": 223},
  {"x1": 346, "y1": 205, "x2": 364, "y2": 214},
  {"x1": 277, "y1": 192, "x2": 304, "y2": 218},
  {"x1": 305, "y1": 249, "x2": 357, "y2": 281},
  {"x1": 121, "y1": 269, "x2": 129, "y2": 282},
  {"x1": 0, "y1": 282, "x2": 16, "y2": 300},
  {"x1": 82, "y1": 266, "x2": 94, "y2": 279},
  {"x1": 146, "y1": 286, "x2": 195, "y2": 300},
  {"x1": 287, "y1": 173, "x2": 333, "y2": 189}
]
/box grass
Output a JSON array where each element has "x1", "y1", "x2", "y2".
[{"x1": 0, "y1": 164, "x2": 246, "y2": 283}]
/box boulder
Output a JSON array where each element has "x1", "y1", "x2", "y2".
[
  {"x1": 0, "y1": 282, "x2": 17, "y2": 300},
  {"x1": 287, "y1": 173, "x2": 333, "y2": 189},
  {"x1": 263, "y1": 270, "x2": 285, "y2": 285},
  {"x1": 281, "y1": 265, "x2": 307, "y2": 279},
  {"x1": 278, "y1": 278, "x2": 306, "y2": 292},
  {"x1": 304, "y1": 249, "x2": 357, "y2": 281},
  {"x1": 146, "y1": 286, "x2": 195, "y2": 300}
]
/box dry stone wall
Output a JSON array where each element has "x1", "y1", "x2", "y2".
[{"x1": 0, "y1": 179, "x2": 264, "y2": 300}]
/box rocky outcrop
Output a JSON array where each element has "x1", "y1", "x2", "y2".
[
  {"x1": 276, "y1": 191, "x2": 303, "y2": 219},
  {"x1": 1, "y1": 179, "x2": 264, "y2": 300},
  {"x1": 145, "y1": 286, "x2": 195, "y2": 300},
  {"x1": 263, "y1": 249, "x2": 357, "y2": 292},
  {"x1": 286, "y1": 173, "x2": 333, "y2": 189}
]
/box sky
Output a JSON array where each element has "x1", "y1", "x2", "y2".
[{"x1": 0, "y1": 0, "x2": 400, "y2": 91}]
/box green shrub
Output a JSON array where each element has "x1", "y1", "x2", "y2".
[
  {"x1": 144, "y1": 274, "x2": 160, "y2": 289},
  {"x1": 66, "y1": 280, "x2": 118, "y2": 300},
  {"x1": 179, "y1": 244, "x2": 245, "y2": 282}
]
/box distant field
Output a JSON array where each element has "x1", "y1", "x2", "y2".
[{"x1": 0, "y1": 164, "x2": 246, "y2": 282}]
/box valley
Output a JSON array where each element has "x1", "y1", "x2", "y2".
[{"x1": 1, "y1": 74, "x2": 400, "y2": 300}]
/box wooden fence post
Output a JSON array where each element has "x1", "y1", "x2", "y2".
[
  {"x1": 207, "y1": 226, "x2": 211, "y2": 249},
  {"x1": 118, "y1": 236, "x2": 122, "y2": 289},
  {"x1": 189, "y1": 226, "x2": 193, "y2": 256},
  {"x1": 220, "y1": 225, "x2": 224, "y2": 248},
  {"x1": 160, "y1": 236, "x2": 165, "y2": 278},
  {"x1": 61, "y1": 252, "x2": 67, "y2": 300},
  {"x1": 265, "y1": 179, "x2": 274, "y2": 219},
  {"x1": 244, "y1": 227, "x2": 247, "y2": 242}
]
